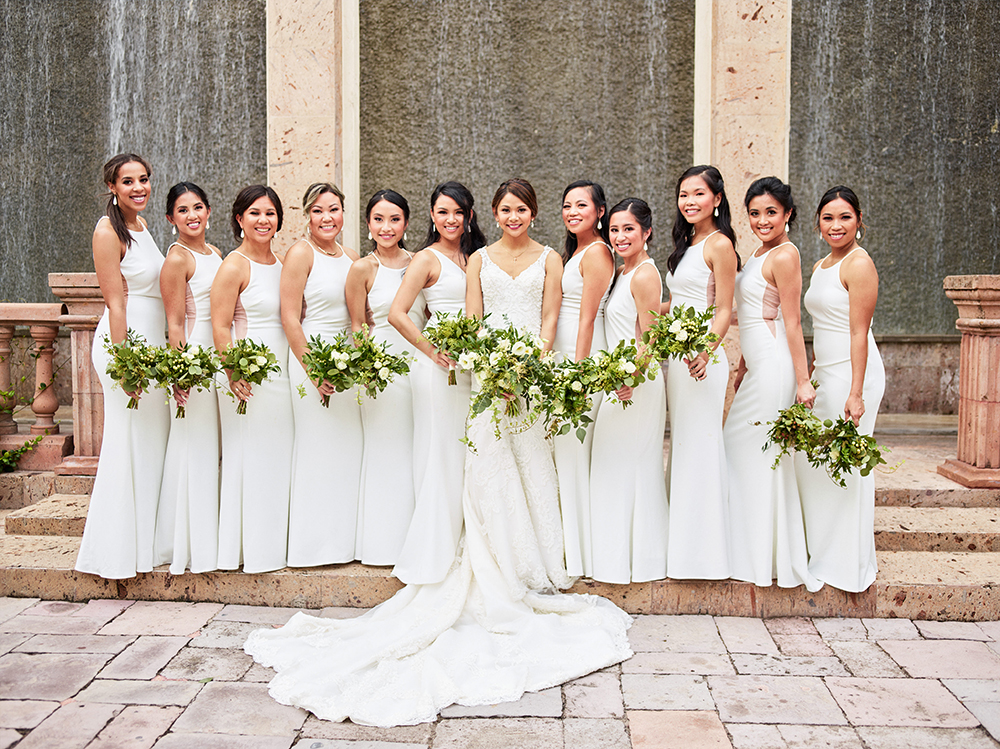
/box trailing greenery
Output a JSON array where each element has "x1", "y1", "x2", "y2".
[{"x1": 0, "y1": 435, "x2": 43, "y2": 473}]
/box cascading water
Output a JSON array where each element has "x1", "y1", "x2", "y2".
[
  {"x1": 790, "y1": 0, "x2": 1000, "y2": 335},
  {"x1": 0, "y1": 0, "x2": 267, "y2": 304}
]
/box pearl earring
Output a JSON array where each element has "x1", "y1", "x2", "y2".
[
  {"x1": 404, "y1": 232, "x2": 408, "y2": 241},
  {"x1": 206, "y1": 220, "x2": 210, "y2": 230},
  {"x1": 240, "y1": 229, "x2": 244, "y2": 239},
  {"x1": 713, "y1": 207, "x2": 719, "y2": 218},
  {"x1": 643, "y1": 242, "x2": 648, "y2": 252},
  {"x1": 368, "y1": 230, "x2": 373, "y2": 240},
  {"x1": 597, "y1": 219, "x2": 602, "y2": 230},
  {"x1": 112, "y1": 195, "x2": 118, "y2": 207},
  {"x1": 171, "y1": 225, "x2": 176, "y2": 235},
  {"x1": 496, "y1": 221, "x2": 500, "y2": 229},
  {"x1": 785, "y1": 223, "x2": 790, "y2": 233},
  {"x1": 856, "y1": 229, "x2": 862, "y2": 240}
]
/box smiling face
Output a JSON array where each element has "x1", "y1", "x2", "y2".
[
  {"x1": 308, "y1": 191, "x2": 344, "y2": 243},
  {"x1": 677, "y1": 174, "x2": 720, "y2": 227},
  {"x1": 109, "y1": 161, "x2": 151, "y2": 213},
  {"x1": 562, "y1": 186, "x2": 603, "y2": 236},
  {"x1": 367, "y1": 199, "x2": 407, "y2": 250},
  {"x1": 494, "y1": 193, "x2": 533, "y2": 239},
  {"x1": 238, "y1": 196, "x2": 278, "y2": 242},
  {"x1": 432, "y1": 193, "x2": 465, "y2": 242},
  {"x1": 168, "y1": 191, "x2": 210, "y2": 242},
  {"x1": 817, "y1": 197, "x2": 861, "y2": 252},
  {"x1": 747, "y1": 193, "x2": 791, "y2": 244},
  {"x1": 609, "y1": 209, "x2": 651, "y2": 261}
]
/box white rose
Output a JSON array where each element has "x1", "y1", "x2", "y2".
[
  {"x1": 256, "y1": 356, "x2": 267, "y2": 366},
  {"x1": 336, "y1": 361, "x2": 348, "y2": 370},
  {"x1": 458, "y1": 352, "x2": 478, "y2": 370},
  {"x1": 248, "y1": 364, "x2": 259, "y2": 374},
  {"x1": 379, "y1": 367, "x2": 390, "y2": 379},
  {"x1": 512, "y1": 341, "x2": 527, "y2": 356},
  {"x1": 528, "y1": 385, "x2": 542, "y2": 398},
  {"x1": 676, "y1": 330, "x2": 689, "y2": 341},
  {"x1": 374, "y1": 360, "x2": 383, "y2": 369},
  {"x1": 497, "y1": 338, "x2": 511, "y2": 351},
  {"x1": 623, "y1": 361, "x2": 637, "y2": 374},
  {"x1": 668, "y1": 319, "x2": 683, "y2": 334}
]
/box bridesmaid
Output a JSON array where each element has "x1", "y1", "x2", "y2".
[
  {"x1": 154, "y1": 182, "x2": 223, "y2": 575},
  {"x1": 797, "y1": 186, "x2": 884, "y2": 592},
  {"x1": 212, "y1": 185, "x2": 293, "y2": 574},
  {"x1": 388, "y1": 181, "x2": 485, "y2": 585},
  {"x1": 76, "y1": 154, "x2": 169, "y2": 579},
  {"x1": 663, "y1": 165, "x2": 737, "y2": 581},
  {"x1": 725, "y1": 177, "x2": 820, "y2": 591},
  {"x1": 553, "y1": 180, "x2": 614, "y2": 578},
  {"x1": 346, "y1": 189, "x2": 422, "y2": 566},
  {"x1": 282, "y1": 183, "x2": 362, "y2": 567},
  {"x1": 589, "y1": 198, "x2": 669, "y2": 584}
]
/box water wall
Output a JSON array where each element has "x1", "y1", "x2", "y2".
[
  {"x1": 0, "y1": 0, "x2": 267, "y2": 304},
  {"x1": 359, "y1": 0, "x2": 695, "y2": 258},
  {"x1": 790, "y1": 0, "x2": 1000, "y2": 335}
]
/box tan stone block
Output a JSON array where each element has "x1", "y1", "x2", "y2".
[
  {"x1": 242, "y1": 661, "x2": 277, "y2": 683},
  {"x1": 298, "y1": 715, "x2": 432, "y2": 744},
  {"x1": 717, "y1": 616, "x2": 780, "y2": 655},
  {"x1": 170, "y1": 682, "x2": 306, "y2": 735},
  {"x1": 0, "y1": 699, "x2": 57, "y2": 729},
  {"x1": 0, "y1": 652, "x2": 110, "y2": 700},
  {"x1": 90, "y1": 705, "x2": 183, "y2": 749},
  {"x1": 214, "y1": 604, "x2": 305, "y2": 625},
  {"x1": 15, "y1": 702, "x2": 122, "y2": 749},
  {"x1": 98, "y1": 602, "x2": 223, "y2": 637},
  {"x1": 434, "y1": 717, "x2": 561, "y2": 748},
  {"x1": 0, "y1": 475, "x2": 23, "y2": 510},
  {"x1": 563, "y1": 718, "x2": 630, "y2": 749},
  {"x1": 627, "y1": 710, "x2": 731, "y2": 748},
  {"x1": 1, "y1": 614, "x2": 102, "y2": 635},
  {"x1": 710, "y1": 675, "x2": 847, "y2": 725},
  {"x1": 828, "y1": 641, "x2": 907, "y2": 678},
  {"x1": 777, "y1": 725, "x2": 865, "y2": 748},
  {"x1": 188, "y1": 621, "x2": 262, "y2": 650},
  {"x1": 627, "y1": 614, "x2": 726, "y2": 653},
  {"x1": 651, "y1": 579, "x2": 750, "y2": 615},
  {"x1": 732, "y1": 653, "x2": 848, "y2": 677},
  {"x1": 268, "y1": 0, "x2": 339, "y2": 50},
  {"x1": 0, "y1": 597, "x2": 39, "y2": 623},
  {"x1": 20, "y1": 473, "x2": 55, "y2": 507},
  {"x1": 569, "y1": 578, "x2": 652, "y2": 614},
  {"x1": 0, "y1": 632, "x2": 29, "y2": 655},
  {"x1": 813, "y1": 618, "x2": 869, "y2": 642},
  {"x1": 880, "y1": 640, "x2": 1000, "y2": 680},
  {"x1": 914, "y1": 620, "x2": 991, "y2": 640},
  {"x1": 268, "y1": 47, "x2": 340, "y2": 118},
  {"x1": 440, "y1": 687, "x2": 561, "y2": 718},
  {"x1": 622, "y1": 673, "x2": 714, "y2": 710},
  {"x1": 856, "y1": 726, "x2": 1000, "y2": 749},
  {"x1": 564, "y1": 672, "x2": 623, "y2": 718},
  {"x1": 161, "y1": 648, "x2": 255, "y2": 682},
  {"x1": 23, "y1": 599, "x2": 83, "y2": 616},
  {"x1": 13, "y1": 633, "x2": 134, "y2": 654},
  {"x1": 53, "y1": 475, "x2": 94, "y2": 495},
  {"x1": 622, "y1": 651, "x2": 735, "y2": 676},
  {"x1": 772, "y1": 634, "x2": 834, "y2": 658},
  {"x1": 726, "y1": 723, "x2": 784, "y2": 749},
  {"x1": 827, "y1": 677, "x2": 978, "y2": 728},
  {"x1": 76, "y1": 679, "x2": 203, "y2": 706},
  {"x1": 99, "y1": 636, "x2": 190, "y2": 680},
  {"x1": 149, "y1": 734, "x2": 293, "y2": 749}
]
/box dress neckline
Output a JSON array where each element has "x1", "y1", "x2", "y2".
[
  {"x1": 819, "y1": 245, "x2": 863, "y2": 270},
  {"x1": 429, "y1": 247, "x2": 466, "y2": 275},
  {"x1": 484, "y1": 246, "x2": 549, "y2": 281}
]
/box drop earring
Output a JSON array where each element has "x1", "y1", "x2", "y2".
[
  {"x1": 240, "y1": 228, "x2": 244, "y2": 239},
  {"x1": 206, "y1": 220, "x2": 210, "y2": 231},
  {"x1": 404, "y1": 232, "x2": 408, "y2": 242},
  {"x1": 597, "y1": 219, "x2": 602, "y2": 230},
  {"x1": 496, "y1": 221, "x2": 500, "y2": 229},
  {"x1": 643, "y1": 242, "x2": 648, "y2": 252},
  {"x1": 112, "y1": 195, "x2": 118, "y2": 207},
  {"x1": 367, "y1": 230, "x2": 373, "y2": 240},
  {"x1": 171, "y1": 225, "x2": 176, "y2": 235},
  {"x1": 856, "y1": 229, "x2": 862, "y2": 240},
  {"x1": 713, "y1": 207, "x2": 719, "y2": 218},
  {"x1": 785, "y1": 223, "x2": 790, "y2": 233}
]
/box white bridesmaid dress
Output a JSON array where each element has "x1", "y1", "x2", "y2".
[
  {"x1": 797, "y1": 248, "x2": 885, "y2": 592},
  {"x1": 589, "y1": 258, "x2": 669, "y2": 584},
  {"x1": 286, "y1": 244, "x2": 363, "y2": 567},
  {"x1": 77, "y1": 218, "x2": 170, "y2": 579},
  {"x1": 725, "y1": 246, "x2": 820, "y2": 591},
  {"x1": 154, "y1": 246, "x2": 223, "y2": 575},
  {"x1": 217, "y1": 252, "x2": 293, "y2": 574},
  {"x1": 355, "y1": 253, "x2": 424, "y2": 566},
  {"x1": 392, "y1": 248, "x2": 472, "y2": 585},
  {"x1": 553, "y1": 242, "x2": 612, "y2": 578}
]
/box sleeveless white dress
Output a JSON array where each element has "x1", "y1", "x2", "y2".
[
  {"x1": 797, "y1": 248, "x2": 885, "y2": 592},
  {"x1": 356, "y1": 254, "x2": 424, "y2": 566},
  {"x1": 663, "y1": 235, "x2": 731, "y2": 580},
  {"x1": 552, "y1": 242, "x2": 612, "y2": 578},
  {"x1": 286, "y1": 244, "x2": 363, "y2": 567},
  {"x1": 589, "y1": 258, "x2": 669, "y2": 584},
  {"x1": 154, "y1": 246, "x2": 223, "y2": 575},
  {"x1": 725, "y1": 247, "x2": 820, "y2": 591},
  {"x1": 244, "y1": 245, "x2": 632, "y2": 727},
  {"x1": 217, "y1": 252, "x2": 293, "y2": 574},
  {"x1": 77, "y1": 219, "x2": 169, "y2": 579},
  {"x1": 392, "y1": 248, "x2": 472, "y2": 585}
]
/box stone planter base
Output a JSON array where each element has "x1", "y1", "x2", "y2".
[
  {"x1": 937, "y1": 458, "x2": 1000, "y2": 489},
  {"x1": 0, "y1": 433, "x2": 73, "y2": 472},
  {"x1": 53, "y1": 455, "x2": 99, "y2": 476}
]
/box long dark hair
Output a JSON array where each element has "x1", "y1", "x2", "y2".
[
  {"x1": 103, "y1": 153, "x2": 152, "y2": 250},
  {"x1": 815, "y1": 185, "x2": 865, "y2": 239},
  {"x1": 423, "y1": 181, "x2": 485, "y2": 260},
  {"x1": 166, "y1": 182, "x2": 210, "y2": 217},
  {"x1": 230, "y1": 185, "x2": 283, "y2": 242},
  {"x1": 561, "y1": 180, "x2": 611, "y2": 260},
  {"x1": 608, "y1": 197, "x2": 653, "y2": 239},
  {"x1": 668, "y1": 165, "x2": 740, "y2": 274},
  {"x1": 365, "y1": 189, "x2": 410, "y2": 252},
  {"x1": 744, "y1": 176, "x2": 796, "y2": 229}
]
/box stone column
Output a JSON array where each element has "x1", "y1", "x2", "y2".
[
  {"x1": 48, "y1": 273, "x2": 105, "y2": 476},
  {"x1": 938, "y1": 276, "x2": 1000, "y2": 488},
  {"x1": 267, "y1": 0, "x2": 361, "y2": 255},
  {"x1": 0, "y1": 324, "x2": 15, "y2": 436}
]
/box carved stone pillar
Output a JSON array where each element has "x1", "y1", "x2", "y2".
[
  {"x1": 938, "y1": 275, "x2": 1000, "y2": 488},
  {"x1": 0, "y1": 324, "x2": 15, "y2": 436},
  {"x1": 48, "y1": 273, "x2": 105, "y2": 476}
]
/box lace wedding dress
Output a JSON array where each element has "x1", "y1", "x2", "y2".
[{"x1": 244, "y1": 246, "x2": 633, "y2": 727}]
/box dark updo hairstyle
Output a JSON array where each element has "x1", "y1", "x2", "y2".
[
  {"x1": 561, "y1": 180, "x2": 611, "y2": 260},
  {"x1": 744, "y1": 176, "x2": 796, "y2": 229},
  {"x1": 815, "y1": 185, "x2": 866, "y2": 240},
  {"x1": 491, "y1": 178, "x2": 538, "y2": 218},
  {"x1": 365, "y1": 189, "x2": 410, "y2": 252},
  {"x1": 166, "y1": 182, "x2": 211, "y2": 218},
  {"x1": 103, "y1": 153, "x2": 152, "y2": 250},
  {"x1": 668, "y1": 165, "x2": 740, "y2": 274},
  {"x1": 424, "y1": 181, "x2": 485, "y2": 260},
  {"x1": 608, "y1": 197, "x2": 653, "y2": 240},
  {"x1": 230, "y1": 185, "x2": 283, "y2": 243}
]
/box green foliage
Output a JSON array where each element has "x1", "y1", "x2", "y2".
[
  {"x1": 644, "y1": 304, "x2": 720, "y2": 363},
  {"x1": 299, "y1": 332, "x2": 361, "y2": 407},
  {"x1": 0, "y1": 435, "x2": 43, "y2": 473},
  {"x1": 590, "y1": 339, "x2": 649, "y2": 407},
  {"x1": 103, "y1": 330, "x2": 158, "y2": 410},
  {"x1": 351, "y1": 327, "x2": 412, "y2": 399},
  {"x1": 220, "y1": 339, "x2": 281, "y2": 415},
  {"x1": 150, "y1": 343, "x2": 223, "y2": 418},
  {"x1": 422, "y1": 312, "x2": 489, "y2": 385}
]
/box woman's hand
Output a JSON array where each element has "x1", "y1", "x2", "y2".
[
  {"x1": 685, "y1": 351, "x2": 710, "y2": 381},
  {"x1": 318, "y1": 380, "x2": 336, "y2": 397},
  {"x1": 796, "y1": 380, "x2": 817, "y2": 408},
  {"x1": 228, "y1": 376, "x2": 252, "y2": 402},
  {"x1": 844, "y1": 393, "x2": 865, "y2": 426},
  {"x1": 615, "y1": 384, "x2": 634, "y2": 402},
  {"x1": 430, "y1": 347, "x2": 456, "y2": 370},
  {"x1": 733, "y1": 357, "x2": 747, "y2": 393},
  {"x1": 172, "y1": 386, "x2": 190, "y2": 406}
]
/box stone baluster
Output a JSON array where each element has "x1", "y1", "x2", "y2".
[
  {"x1": 0, "y1": 324, "x2": 16, "y2": 435},
  {"x1": 938, "y1": 275, "x2": 1000, "y2": 488},
  {"x1": 28, "y1": 322, "x2": 61, "y2": 435}
]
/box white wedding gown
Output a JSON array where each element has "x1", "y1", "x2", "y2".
[{"x1": 244, "y1": 246, "x2": 633, "y2": 727}]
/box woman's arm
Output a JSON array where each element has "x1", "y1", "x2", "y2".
[
  {"x1": 615, "y1": 264, "x2": 661, "y2": 402},
  {"x1": 842, "y1": 251, "x2": 879, "y2": 425},
  {"x1": 210, "y1": 254, "x2": 251, "y2": 399},
  {"x1": 92, "y1": 220, "x2": 128, "y2": 345},
  {"x1": 159, "y1": 246, "x2": 195, "y2": 348},
  {"x1": 464, "y1": 252, "x2": 485, "y2": 320},
  {"x1": 573, "y1": 244, "x2": 614, "y2": 360},
  {"x1": 688, "y1": 233, "x2": 737, "y2": 379},
  {"x1": 769, "y1": 246, "x2": 815, "y2": 406},
  {"x1": 345, "y1": 257, "x2": 376, "y2": 335},
  {"x1": 388, "y1": 250, "x2": 453, "y2": 367},
  {"x1": 279, "y1": 242, "x2": 314, "y2": 370},
  {"x1": 540, "y1": 249, "x2": 563, "y2": 351}
]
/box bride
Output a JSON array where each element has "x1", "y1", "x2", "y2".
[{"x1": 244, "y1": 179, "x2": 633, "y2": 727}]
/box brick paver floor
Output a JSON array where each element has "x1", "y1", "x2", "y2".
[{"x1": 1, "y1": 598, "x2": 998, "y2": 748}]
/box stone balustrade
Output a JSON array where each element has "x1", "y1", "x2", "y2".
[{"x1": 0, "y1": 303, "x2": 74, "y2": 470}]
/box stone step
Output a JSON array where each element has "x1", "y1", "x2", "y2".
[
  {"x1": 0, "y1": 471, "x2": 94, "y2": 510},
  {"x1": 4, "y1": 493, "x2": 88, "y2": 536},
  {"x1": 875, "y1": 506, "x2": 1000, "y2": 552},
  {"x1": 0, "y1": 533, "x2": 996, "y2": 621},
  {"x1": 875, "y1": 487, "x2": 1000, "y2": 508}
]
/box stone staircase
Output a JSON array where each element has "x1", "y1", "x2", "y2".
[{"x1": 1, "y1": 433, "x2": 997, "y2": 620}]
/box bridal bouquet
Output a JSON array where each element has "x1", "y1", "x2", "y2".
[
  {"x1": 220, "y1": 338, "x2": 282, "y2": 414},
  {"x1": 543, "y1": 357, "x2": 601, "y2": 443},
  {"x1": 351, "y1": 327, "x2": 412, "y2": 399},
  {"x1": 103, "y1": 329, "x2": 158, "y2": 410},
  {"x1": 591, "y1": 339, "x2": 650, "y2": 407},
  {"x1": 763, "y1": 404, "x2": 888, "y2": 487},
  {"x1": 299, "y1": 332, "x2": 360, "y2": 407},
  {"x1": 151, "y1": 343, "x2": 222, "y2": 418},
  {"x1": 422, "y1": 311, "x2": 489, "y2": 384},
  {"x1": 643, "y1": 304, "x2": 720, "y2": 364}
]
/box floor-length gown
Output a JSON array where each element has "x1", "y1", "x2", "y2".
[
  {"x1": 286, "y1": 244, "x2": 363, "y2": 567},
  {"x1": 589, "y1": 258, "x2": 669, "y2": 584},
  {"x1": 552, "y1": 242, "x2": 612, "y2": 578},
  {"x1": 217, "y1": 252, "x2": 293, "y2": 574},
  {"x1": 355, "y1": 254, "x2": 423, "y2": 566},
  {"x1": 244, "y1": 246, "x2": 632, "y2": 727},
  {"x1": 797, "y1": 248, "x2": 885, "y2": 592},
  {"x1": 725, "y1": 247, "x2": 820, "y2": 591},
  {"x1": 77, "y1": 219, "x2": 170, "y2": 579},
  {"x1": 663, "y1": 234, "x2": 731, "y2": 581},
  {"x1": 392, "y1": 248, "x2": 472, "y2": 585},
  {"x1": 154, "y1": 247, "x2": 223, "y2": 575}
]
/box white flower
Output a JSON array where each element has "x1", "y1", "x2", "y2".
[
  {"x1": 489, "y1": 351, "x2": 503, "y2": 367},
  {"x1": 668, "y1": 319, "x2": 683, "y2": 334},
  {"x1": 379, "y1": 367, "x2": 390, "y2": 380},
  {"x1": 248, "y1": 364, "x2": 260, "y2": 374},
  {"x1": 676, "y1": 329, "x2": 689, "y2": 341},
  {"x1": 458, "y1": 352, "x2": 478, "y2": 370},
  {"x1": 554, "y1": 403, "x2": 565, "y2": 414},
  {"x1": 374, "y1": 360, "x2": 383, "y2": 369},
  {"x1": 593, "y1": 351, "x2": 605, "y2": 364},
  {"x1": 477, "y1": 327, "x2": 489, "y2": 338},
  {"x1": 623, "y1": 361, "x2": 637, "y2": 374},
  {"x1": 497, "y1": 338, "x2": 511, "y2": 351},
  {"x1": 571, "y1": 380, "x2": 583, "y2": 392},
  {"x1": 336, "y1": 361, "x2": 347, "y2": 370},
  {"x1": 256, "y1": 356, "x2": 267, "y2": 366},
  {"x1": 511, "y1": 341, "x2": 527, "y2": 356},
  {"x1": 528, "y1": 385, "x2": 542, "y2": 398}
]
